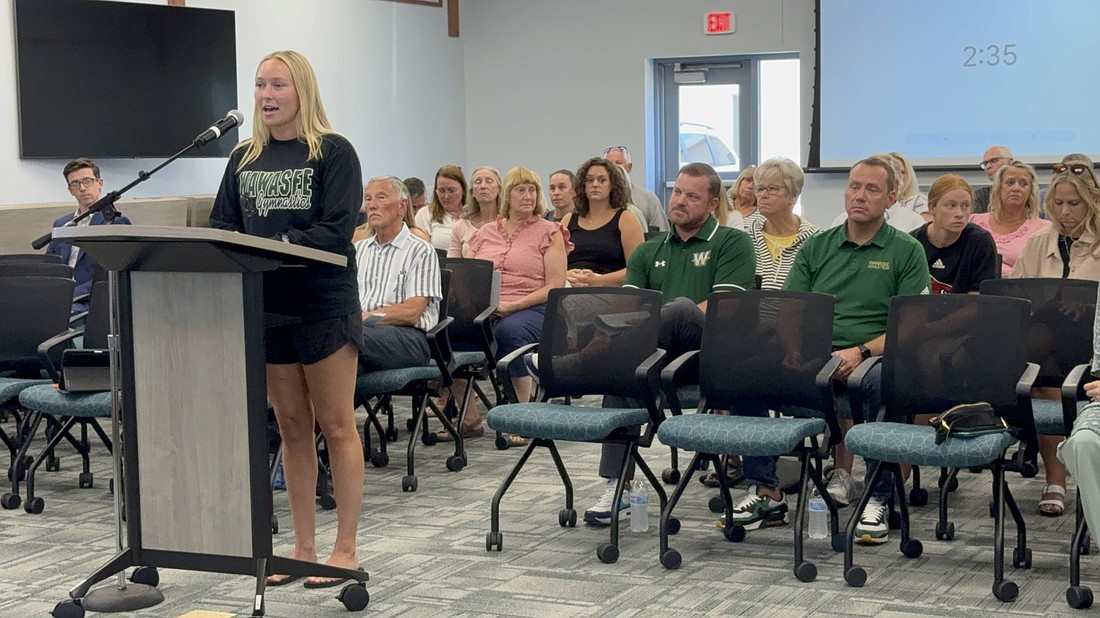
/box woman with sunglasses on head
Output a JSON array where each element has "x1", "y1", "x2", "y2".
[
  {"x1": 416, "y1": 165, "x2": 466, "y2": 251},
  {"x1": 970, "y1": 160, "x2": 1050, "y2": 277},
  {"x1": 210, "y1": 50, "x2": 363, "y2": 586},
  {"x1": 1010, "y1": 161, "x2": 1100, "y2": 517}
]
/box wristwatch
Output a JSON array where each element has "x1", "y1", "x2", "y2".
[{"x1": 858, "y1": 344, "x2": 872, "y2": 360}]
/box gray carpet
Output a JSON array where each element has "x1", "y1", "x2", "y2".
[{"x1": 0, "y1": 400, "x2": 1093, "y2": 617}]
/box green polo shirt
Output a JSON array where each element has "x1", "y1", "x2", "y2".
[
  {"x1": 624, "y1": 215, "x2": 755, "y2": 303},
  {"x1": 783, "y1": 220, "x2": 929, "y2": 348}
]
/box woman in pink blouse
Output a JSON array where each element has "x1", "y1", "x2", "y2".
[
  {"x1": 448, "y1": 166, "x2": 502, "y2": 258},
  {"x1": 970, "y1": 160, "x2": 1050, "y2": 277},
  {"x1": 462, "y1": 166, "x2": 570, "y2": 443}
]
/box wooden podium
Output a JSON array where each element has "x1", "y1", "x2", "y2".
[{"x1": 54, "y1": 225, "x2": 369, "y2": 616}]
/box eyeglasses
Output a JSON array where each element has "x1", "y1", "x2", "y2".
[
  {"x1": 754, "y1": 184, "x2": 784, "y2": 195},
  {"x1": 435, "y1": 187, "x2": 460, "y2": 196},
  {"x1": 603, "y1": 146, "x2": 629, "y2": 156},
  {"x1": 67, "y1": 177, "x2": 98, "y2": 190},
  {"x1": 1053, "y1": 162, "x2": 1093, "y2": 176},
  {"x1": 979, "y1": 156, "x2": 1010, "y2": 170}
]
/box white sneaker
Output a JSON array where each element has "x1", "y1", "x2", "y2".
[
  {"x1": 826, "y1": 468, "x2": 855, "y2": 507},
  {"x1": 854, "y1": 496, "x2": 889, "y2": 544},
  {"x1": 583, "y1": 478, "x2": 629, "y2": 525}
]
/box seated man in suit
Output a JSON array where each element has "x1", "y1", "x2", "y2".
[
  {"x1": 47, "y1": 158, "x2": 131, "y2": 313},
  {"x1": 354, "y1": 175, "x2": 442, "y2": 371}
]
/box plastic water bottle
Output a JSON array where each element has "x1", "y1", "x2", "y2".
[
  {"x1": 808, "y1": 486, "x2": 828, "y2": 539},
  {"x1": 630, "y1": 483, "x2": 649, "y2": 533}
]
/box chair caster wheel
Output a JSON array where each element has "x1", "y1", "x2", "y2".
[
  {"x1": 271, "y1": 515, "x2": 279, "y2": 535},
  {"x1": 486, "y1": 531, "x2": 502, "y2": 551},
  {"x1": 385, "y1": 427, "x2": 399, "y2": 442},
  {"x1": 596, "y1": 543, "x2": 619, "y2": 564},
  {"x1": 401, "y1": 475, "x2": 418, "y2": 492},
  {"x1": 369, "y1": 450, "x2": 389, "y2": 468},
  {"x1": 51, "y1": 599, "x2": 84, "y2": 618},
  {"x1": 935, "y1": 521, "x2": 955, "y2": 541},
  {"x1": 708, "y1": 495, "x2": 725, "y2": 513},
  {"x1": 130, "y1": 566, "x2": 159, "y2": 587},
  {"x1": 908, "y1": 488, "x2": 928, "y2": 507},
  {"x1": 695, "y1": 459, "x2": 711, "y2": 471},
  {"x1": 318, "y1": 494, "x2": 337, "y2": 510},
  {"x1": 724, "y1": 524, "x2": 746, "y2": 543},
  {"x1": 558, "y1": 508, "x2": 577, "y2": 527},
  {"x1": 1, "y1": 492, "x2": 20, "y2": 510},
  {"x1": 993, "y1": 579, "x2": 1019, "y2": 602},
  {"x1": 660, "y1": 549, "x2": 682, "y2": 569},
  {"x1": 405, "y1": 418, "x2": 417, "y2": 432},
  {"x1": 661, "y1": 467, "x2": 681, "y2": 485},
  {"x1": 831, "y1": 533, "x2": 846, "y2": 553},
  {"x1": 968, "y1": 466, "x2": 983, "y2": 474},
  {"x1": 338, "y1": 582, "x2": 369, "y2": 611},
  {"x1": 445, "y1": 455, "x2": 465, "y2": 472},
  {"x1": 78, "y1": 472, "x2": 93, "y2": 489},
  {"x1": 46, "y1": 455, "x2": 60, "y2": 472},
  {"x1": 1013, "y1": 547, "x2": 1032, "y2": 569},
  {"x1": 844, "y1": 566, "x2": 867, "y2": 587},
  {"x1": 1067, "y1": 585, "x2": 1094, "y2": 609},
  {"x1": 25, "y1": 496, "x2": 44, "y2": 514},
  {"x1": 794, "y1": 561, "x2": 817, "y2": 583},
  {"x1": 495, "y1": 435, "x2": 510, "y2": 450},
  {"x1": 422, "y1": 432, "x2": 439, "y2": 446},
  {"x1": 901, "y1": 539, "x2": 923, "y2": 558},
  {"x1": 666, "y1": 517, "x2": 681, "y2": 536}
]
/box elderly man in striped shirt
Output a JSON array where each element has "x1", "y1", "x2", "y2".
[{"x1": 354, "y1": 175, "x2": 442, "y2": 370}]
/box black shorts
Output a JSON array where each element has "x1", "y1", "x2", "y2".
[{"x1": 265, "y1": 312, "x2": 363, "y2": 365}]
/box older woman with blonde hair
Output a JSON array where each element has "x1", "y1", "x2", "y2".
[
  {"x1": 971, "y1": 160, "x2": 1051, "y2": 277},
  {"x1": 748, "y1": 157, "x2": 819, "y2": 289},
  {"x1": 1011, "y1": 164, "x2": 1100, "y2": 516},
  {"x1": 889, "y1": 151, "x2": 929, "y2": 219},
  {"x1": 724, "y1": 164, "x2": 761, "y2": 229}
]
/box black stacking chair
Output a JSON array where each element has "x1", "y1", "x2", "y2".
[
  {"x1": 842, "y1": 294, "x2": 1037, "y2": 601},
  {"x1": 485, "y1": 287, "x2": 666, "y2": 563},
  {"x1": 0, "y1": 276, "x2": 74, "y2": 502},
  {"x1": 656, "y1": 291, "x2": 843, "y2": 581},
  {"x1": 1063, "y1": 363, "x2": 1098, "y2": 609},
  {"x1": 7, "y1": 281, "x2": 113, "y2": 513},
  {"x1": 0, "y1": 262, "x2": 73, "y2": 278},
  {"x1": 0, "y1": 254, "x2": 63, "y2": 264},
  {"x1": 440, "y1": 258, "x2": 508, "y2": 448}
]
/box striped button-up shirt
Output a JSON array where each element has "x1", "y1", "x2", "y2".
[{"x1": 354, "y1": 224, "x2": 441, "y2": 332}]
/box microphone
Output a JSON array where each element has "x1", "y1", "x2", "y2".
[{"x1": 193, "y1": 110, "x2": 244, "y2": 147}]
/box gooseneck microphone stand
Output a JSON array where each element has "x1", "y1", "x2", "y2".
[{"x1": 38, "y1": 138, "x2": 207, "y2": 617}]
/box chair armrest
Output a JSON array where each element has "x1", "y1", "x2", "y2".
[
  {"x1": 659, "y1": 350, "x2": 699, "y2": 417},
  {"x1": 473, "y1": 306, "x2": 498, "y2": 368},
  {"x1": 425, "y1": 316, "x2": 455, "y2": 388},
  {"x1": 37, "y1": 328, "x2": 82, "y2": 383},
  {"x1": 635, "y1": 348, "x2": 667, "y2": 427},
  {"x1": 1061, "y1": 363, "x2": 1093, "y2": 433},
  {"x1": 846, "y1": 355, "x2": 882, "y2": 425},
  {"x1": 494, "y1": 342, "x2": 540, "y2": 404},
  {"x1": 68, "y1": 310, "x2": 89, "y2": 326},
  {"x1": 816, "y1": 355, "x2": 844, "y2": 444},
  {"x1": 1011, "y1": 362, "x2": 1041, "y2": 477}
]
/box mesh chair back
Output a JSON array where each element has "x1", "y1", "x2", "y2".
[
  {"x1": 882, "y1": 294, "x2": 1030, "y2": 424},
  {"x1": 0, "y1": 276, "x2": 75, "y2": 371},
  {"x1": 0, "y1": 254, "x2": 63, "y2": 264},
  {"x1": 980, "y1": 278, "x2": 1097, "y2": 386},
  {"x1": 0, "y1": 262, "x2": 73, "y2": 278},
  {"x1": 538, "y1": 287, "x2": 662, "y2": 400},
  {"x1": 444, "y1": 258, "x2": 496, "y2": 351},
  {"x1": 699, "y1": 291, "x2": 835, "y2": 411}
]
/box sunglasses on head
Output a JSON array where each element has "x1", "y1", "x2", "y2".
[
  {"x1": 1053, "y1": 162, "x2": 1093, "y2": 176},
  {"x1": 603, "y1": 146, "x2": 629, "y2": 156}
]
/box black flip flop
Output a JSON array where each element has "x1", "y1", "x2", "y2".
[{"x1": 265, "y1": 573, "x2": 302, "y2": 587}]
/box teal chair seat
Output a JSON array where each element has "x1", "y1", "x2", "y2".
[
  {"x1": 18, "y1": 385, "x2": 111, "y2": 418},
  {"x1": 487, "y1": 403, "x2": 650, "y2": 442},
  {"x1": 452, "y1": 351, "x2": 487, "y2": 367},
  {"x1": 0, "y1": 377, "x2": 51, "y2": 404},
  {"x1": 355, "y1": 365, "x2": 440, "y2": 396},
  {"x1": 845, "y1": 421, "x2": 1019, "y2": 469},
  {"x1": 659, "y1": 414, "x2": 826, "y2": 457},
  {"x1": 1032, "y1": 398, "x2": 1086, "y2": 436}
]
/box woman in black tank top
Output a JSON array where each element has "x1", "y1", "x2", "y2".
[{"x1": 562, "y1": 157, "x2": 646, "y2": 287}]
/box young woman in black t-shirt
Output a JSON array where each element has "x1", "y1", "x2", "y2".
[{"x1": 210, "y1": 50, "x2": 364, "y2": 586}]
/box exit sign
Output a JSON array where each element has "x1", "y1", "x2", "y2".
[{"x1": 705, "y1": 12, "x2": 735, "y2": 35}]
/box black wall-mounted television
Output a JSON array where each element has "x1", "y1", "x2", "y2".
[{"x1": 14, "y1": 0, "x2": 238, "y2": 159}]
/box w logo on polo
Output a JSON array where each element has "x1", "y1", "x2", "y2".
[{"x1": 692, "y1": 251, "x2": 711, "y2": 267}]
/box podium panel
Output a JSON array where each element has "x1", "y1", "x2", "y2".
[{"x1": 130, "y1": 271, "x2": 255, "y2": 557}]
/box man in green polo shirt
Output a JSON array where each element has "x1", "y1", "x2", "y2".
[
  {"x1": 757, "y1": 155, "x2": 927, "y2": 545},
  {"x1": 584, "y1": 162, "x2": 755, "y2": 526}
]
